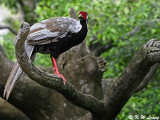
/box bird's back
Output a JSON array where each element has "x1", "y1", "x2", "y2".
[{"x1": 27, "y1": 17, "x2": 82, "y2": 45}]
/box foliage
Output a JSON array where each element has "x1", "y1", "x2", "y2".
[
  {"x1": 99, "y1": 0, "x2": 160, "y2": 78},
  {"x1": 0, "y1": 16, "x2": 20, "y2": 61},
  {"x1": 1, "y1": 0, "x2": 160, "y2": 119},
  {"x1": 1, "y1": 33, "x2": 16, "y2": 61},
  {"x1": 118, "y1": 85, "x2": 160, "y2": 120}
]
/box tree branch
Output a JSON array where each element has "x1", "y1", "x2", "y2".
[
  {"x1": 15, "y1": 22, "x2": 104, "y2": 118},
  {"x1": 17, "y1": 0, "x2": 37, "y2": 24},
  {"x1": 102, "y1": 63, "x2": 159, "y2": 97},
  {"x1": 102, "y1": 38, "x2": 160, "y2": 119},
  {"x1": 0, "y1": 44, "x2": 7, "y2": 58},
  {"x1": 0, "y1": 24, "x2": 17, "y2": 35},
  {"x1": 89, "y1": 40, "x2": 115, "y2": 56},
  {"x1": 90, "y1": 26, "x2": 140, "y2": 56},
  {"x1": 135, "y1": 63, "x2": 159, "y2": 92},
  {"x1": 126, "y1": 26, "x2": 140, "y2": 36}
]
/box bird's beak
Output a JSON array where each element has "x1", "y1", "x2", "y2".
[{"x1": 79, "y1": 14, "x2": 83, "y2": 18}]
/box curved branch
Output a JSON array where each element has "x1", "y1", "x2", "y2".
[
  {"x1": 15, "y1": 22, "x2": 104, "y2": 118},
  {"x1": 135, "y1": 63, "x2": 159, "y2": 92}
]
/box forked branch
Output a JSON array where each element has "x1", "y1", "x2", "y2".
[{"x1": 102, "y1": 38, "x2": 160, "y2": 119}]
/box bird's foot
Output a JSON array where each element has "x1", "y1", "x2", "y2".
[
  {"x1": 56, "y1": 73, "x2": 66, "y2": 85},
  {"x1": 50, "y1": 57, "x2": 66, "y2": 84}
]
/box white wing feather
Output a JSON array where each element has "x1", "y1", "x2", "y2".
[{"x1": 27, "y1": 17, "x2": 82, "y2": 41}]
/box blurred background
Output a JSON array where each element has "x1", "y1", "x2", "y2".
[{"x1": 0, "y1": 0, "x2": 160, "y2": 119}]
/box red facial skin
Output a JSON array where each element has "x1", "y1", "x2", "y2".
[{"x1": 79, "y1": 11, "x2": 88, "y2": 20}]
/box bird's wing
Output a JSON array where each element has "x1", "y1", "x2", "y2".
[{"x1": 27, "y1": 17, "x2": 82, "y2": 45}]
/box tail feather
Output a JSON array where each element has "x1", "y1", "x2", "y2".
[
  {"x1": 3, "y1": 42, "x2": 35, "y2": 100},
  {"x1": 3, "y1": 62, "x2": 19, "y2": 99},
  {"x1": 3, "y1": 63, "x2": 23, "y2": 100}
]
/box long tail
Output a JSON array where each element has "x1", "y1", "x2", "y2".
[
  {"x1": 3, "y1": 62, "x2": 23, "y2": 99},
  {"x1": 3, "y1": 42, "x2": 35, "y2": 100}
]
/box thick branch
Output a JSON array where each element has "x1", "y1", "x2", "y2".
[
  {"x1": 15, "y1": 22, "x2": 104, "y2": 118},
  {"x1": 102, "y1": 63, "x2": 159, "y2": 95},
  {"x1": 102, "y1": 38, "x2": 160, "y2": 119},
  {"x1": 0, "y1": 24, "x2": 17, "y2": 35}
]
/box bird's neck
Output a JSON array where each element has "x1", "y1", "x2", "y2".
[
  {"x1": 80, "y1": 20, "x2": 87, "y2": 26},
  {"x1": 80, "y1": 20, "x2": 87, "y2": 32}
]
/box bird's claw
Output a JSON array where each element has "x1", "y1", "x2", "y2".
[{"x1": 56, "y1": 73, "x2": 66, "y2": 85}]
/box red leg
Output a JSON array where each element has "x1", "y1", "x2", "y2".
[{"x1": 51, "y1": 57, "x2": 66, "y2": 84}]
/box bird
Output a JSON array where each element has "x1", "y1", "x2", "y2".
[{"x1": 3, "y1": 11, "x2": 88, "y2": 99}]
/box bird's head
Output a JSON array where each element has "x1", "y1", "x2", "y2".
[{"x1": 79, "y1": 11, "x2": 88, "y2": 22}]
